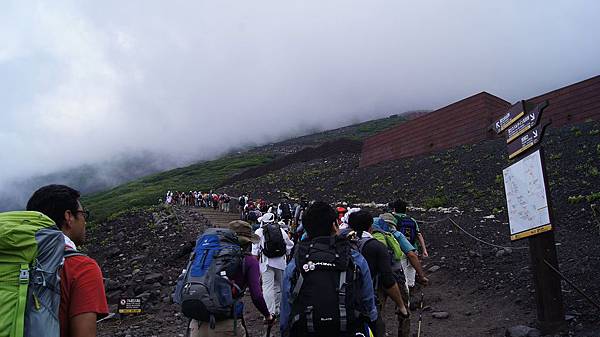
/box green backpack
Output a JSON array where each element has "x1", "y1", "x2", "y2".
[
  {"x1": 0, "y1": 211, "x2": 78, "y2": 337},
  {"x1": 372, "y1": 228, "x2": 404, "y2": 261}
]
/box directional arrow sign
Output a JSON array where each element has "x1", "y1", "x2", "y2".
[
  {"x1": 494, "y1": 101, "x2": 525, "y2": 134},
  {"x1": 506, "y1": 101, "x2": 548, "y2": 143},
  {"x1": 507, "y1": 123, "x2": 549, "y2": 160}
]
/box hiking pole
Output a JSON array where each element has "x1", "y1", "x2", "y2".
[
  {"x1": 417, "y1": 290, "x2": 425, "y2": 337},
  {"x1": 264, "y1": 316, "x2": 275, "y2": 337}
]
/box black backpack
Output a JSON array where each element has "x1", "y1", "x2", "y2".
[
  {"x1": 280, "y1": 202, "x2": 292, "y2": 219},
  {"x1": 176, "y1": 228, "x2": 244, "y2": 324},
  {"x1": 288, "y1": 236, "x2": 362, "y2": 337},
  {"x1": 262, "y1": 223, "x2": 286, "y2": 258},
  {"x1": 247, "y1": 210, "x2": 260, "y2": 222},
  {"x1": 238, "y1": 196, "x2": 246, "y2": 207}
]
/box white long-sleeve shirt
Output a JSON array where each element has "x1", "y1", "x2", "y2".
[{"x1": 252, "y1": 224, "x2": 294, "y2": 272}]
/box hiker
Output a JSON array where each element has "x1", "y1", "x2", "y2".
[
  {"x1": 212, "y1": 193, "x2": 219, "y2": 210},
  {"x1": 347, "y1": 210, "x2": 410, "y2": 337},
  {"x1": 292, "y1": 197, "x2": 308, "y2": 242},
  {"x1": 277, "y1": 197, "x2": 293, "y2": 226},
  {"x1": 184, "y1": 221, "x2": 275, "y2": 337},
  {"x1": 205, "y1": 192, "x2": 210, "y2": 208},
  {"x1": 389, "y1": 200, "x2": 428, "y2": 301},
  {"x1": 238, "y1": 194, "x2": 247, "y2": 219},
  {"x1": 336, "y1": 203, "x2": 348, "y2": 226},
  {"x1": 26, "y1": 184, "x2": 109, "y2": 337},
  {"x1": 252, "y1": 212, "x2": 294, "y2": 317},
  {"x1": 280, "y1": 201, "x2": 378, "y2": 337},
  {"x1": 222, "y1": 194, "x2": 231, "y2": 213}
]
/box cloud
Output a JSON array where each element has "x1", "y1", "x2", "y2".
[{"x1": 1, "y1": 0, "x2": 600, "y2": 191}]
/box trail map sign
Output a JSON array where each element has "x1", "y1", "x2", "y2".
[
  {"x1": 503, "y1": 149, "x2": 552, "y2": 240},
  {"x1": 495, "y1": 99, "x2": 564, "y2": 331}
]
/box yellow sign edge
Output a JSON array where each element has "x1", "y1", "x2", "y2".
[
  {"x1": 118, "y1": 309, "x2": 142, "y2": 314},
  {"x1": 508, "y1": 141, "x2": 534, "y2": 159},
  {"x1": 499, "y1": 111, "x2": 525, "y2": 132},
  {"x1": 511, "y1": 224, "x2": 552, "y2": 241},
  {"x1": 506, "y1": 124, "x2": 532, "y2": 144}
]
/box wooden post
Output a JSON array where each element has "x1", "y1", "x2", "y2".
[
  {"x1": 528, "y1": 231, "x2": 565, "y2": 333},
  {"x1": 529, "y1": 147, "x2": 564, "y2": 333}
]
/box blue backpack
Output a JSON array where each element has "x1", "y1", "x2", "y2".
[
  {"x1": 394, "y1": 214, "x2": 418, "y2": 245},
  {"x1": 175, "y1": 228, "x2": 244, "y2": 325}
]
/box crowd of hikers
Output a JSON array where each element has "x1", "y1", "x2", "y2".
[
  {"x1": 0, "y1": 184, "x2": 429, "y2": 337},
  {"x1": 164, "y1": 190, "x2": 232, "y2": 212},
  {"x1": 173, "y1": 193, "x2": 430, "y2": 337}
]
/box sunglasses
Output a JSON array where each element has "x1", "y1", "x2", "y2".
[{"x1": 74, "y1": 210, "x2": 90, "y2": 220}]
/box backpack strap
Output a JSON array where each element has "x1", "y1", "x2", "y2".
[
  {"x1": 15, "y1": 263, "x2": 29, "y2": 337},
  {"x1": 64, "y1": 249, "x2": 87, "y2": 258},
  {"x1": 357, "y1": 237, "x2": 376, "y2": 254},
  {"x1": 290, "y1": 272, "x2": 304, "y2": 303},
  {"x1": 338, "y1": 270, "x2": 348, "y2": 332}
]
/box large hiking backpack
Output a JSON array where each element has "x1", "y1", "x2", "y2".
[
  {"x1": 361, "y1": 231, "x2": 405, "y2": 285},
  {"x1": 371, "y1": 229, "x2": 403, "y2": 261},
  {"x1": 247, "y1": 210, "x2": 260, "y2": 223},
  {"x1": 394, "y1": 214, "x2": 418, "y2": 245},
  {"x1": 288, "y1": 236, "x2": 362, "y2": 337},
  {"x1": 177, "y1": 228, "x2": 244, "y2": 323},
  {"x1": 261, "y1": 223, "x2": 286, "y2": 258},
  {"x1": 279, "y1": 202, "x2": 292, "y2": 219},
  {"x1": 0, "y1": 211, "x2": 82, "y2": 337},
  {"x1": 279, "y1": 202, "x2": 292, "y2": 220}
]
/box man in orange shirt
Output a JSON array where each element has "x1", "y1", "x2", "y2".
[{"x1": 27, "y1": 185, "x2": 109, "y2": 337}]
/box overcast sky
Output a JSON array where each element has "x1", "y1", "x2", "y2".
[{"x1": 1, "y1": 0, "x2": 600, "y2": 190}]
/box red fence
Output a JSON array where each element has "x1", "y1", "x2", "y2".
[{"x1": 360, "y1": 75, "x2": 600, "y2": 168}]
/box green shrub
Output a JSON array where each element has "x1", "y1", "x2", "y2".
[
  {"x1": 495, "y1": 174, "x2": 503, "y2": 184},
  {"x1": 568, "y1": 195, "x2": 585, "y2": 204},
  {"x1": 587, "y1": 192, "x2": 600, "y2": 203},
  {"x1": 548, "y1": 152, "x2": 562, "y2": 160},
  {"x1": 423, "y1": 195, "x2": 448, "y2": 209}
]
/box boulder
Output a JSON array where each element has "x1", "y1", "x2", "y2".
[
  {"x1": 145, "y1": 273, "x2": 164, "y2": 284},
  {"x1": 432, "y1": 311, "x2": 450, "y2": 319},
  {"x1": 505, "y1": 325, "x2": 541, "y2": 337}
]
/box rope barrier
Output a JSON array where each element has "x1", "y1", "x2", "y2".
[
  {"x1": 447, "y1": 218, "x2": 528, "y2": 250},
  {"x1": 413, "y1": 216, "x2": 453, "y2": 224},
  {"x1": 543, "y1": 259, "x2": 600, "y2": 312}
]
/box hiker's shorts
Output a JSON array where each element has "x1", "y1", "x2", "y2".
[{"x1": 400, "y1": 257, "x2": 417, "y2": 287}]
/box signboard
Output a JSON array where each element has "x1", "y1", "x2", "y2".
[
  {"x1": 507, "y1": 123, "x2": 548, "y2": 160},
  {"x1": 506, "y1": 101, "x2": 547, "y2": 143},
  {"x1": 493, "y1": 101, "x2": 525, "y2": 134},
  {"x1": 118, "y1": 298, "x2": 142, "y2": 314},
  {"x1": 503, "y1": 149, "x2": 551, "y2": 240}
]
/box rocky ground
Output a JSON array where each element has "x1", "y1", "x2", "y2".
[{"x1": 86, "y1": 121, "x2": 599, "y2": 336}]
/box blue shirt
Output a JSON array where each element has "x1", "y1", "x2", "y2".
[{"x1": 280, "y1": 247, "x2": 378, "y2": 334}]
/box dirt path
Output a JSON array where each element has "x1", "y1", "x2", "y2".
[
  {"x1": 94, "y1": 206, "x2": 593, "y2": 337},
  {"x1": 182, "y1": 208, "x2": 537, "y2": 337}
]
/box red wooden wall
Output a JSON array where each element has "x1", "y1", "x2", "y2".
[
  {"x1": 360, "y1": 92, "x2": 510, "y2": 167},
  {"x1": 360, "y1": 75, "x2": 600, "y2": 168},
  {"x1": 526, "y1": 75, "x2": 600, "y2": 127}
]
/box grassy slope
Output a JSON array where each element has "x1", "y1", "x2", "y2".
[
  {"x1": 82, "y1": 154, "x2": 273, "y2": 221},
  {"x1": 82, "y1": 113, "x2": 413, "y2": 221}
]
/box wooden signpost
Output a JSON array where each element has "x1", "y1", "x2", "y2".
[{"x1": 494, "y1": 100, "x2": 565, "y2": 333}]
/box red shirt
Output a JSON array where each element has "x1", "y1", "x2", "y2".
[{"x1": 60, "y1": 255, "x2": 109, "y2": 337}]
